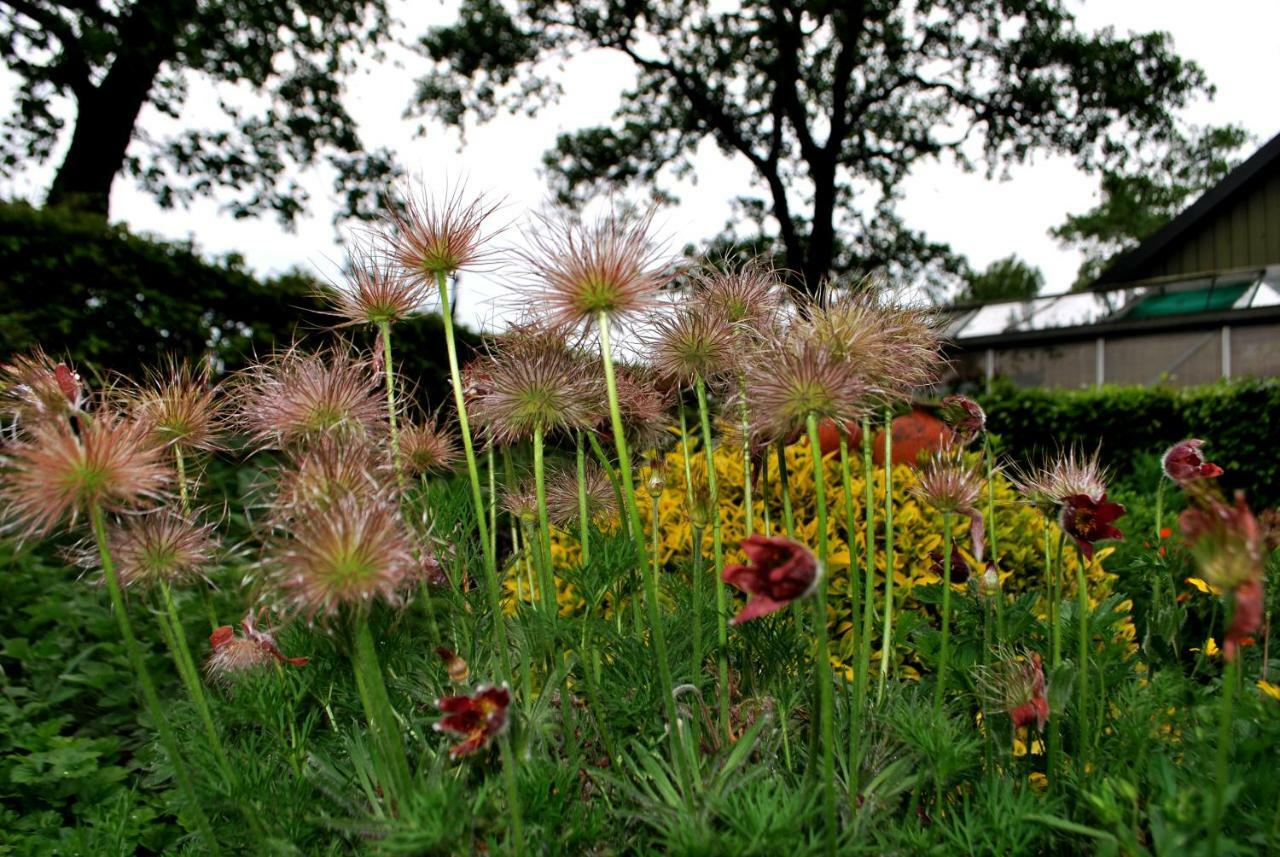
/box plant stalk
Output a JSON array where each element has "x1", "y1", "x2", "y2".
[
  {"x1": 877, "y1": 409, "x2": 896, "y2": 701},
  {"x1": 695, "y1": 375, "x2": 730, "y2": 735},
  {"x1": 805, "y1": 413, "x2": 837, "y2": 856},
  {"x1": 934, "y1": 511, "x2": 954, "y2": 718}
]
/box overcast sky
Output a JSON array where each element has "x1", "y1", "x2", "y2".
[{"x1": 3, "y1": 0, "x2": 1278, "y2": 331}]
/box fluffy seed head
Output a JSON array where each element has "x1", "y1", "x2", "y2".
[
  {"x1": 742, "y1": 336, "x2": 872, "y2": 444},
  {"x1": 399, "y1": 417, "x2": 460, "y2": 475},
  {"x1": 0, "y1": 413, "x2": 170, "y2": 541},
  {"x1": 545, "y1": 461, "x2": 617, "y2": 527},
  {"x1": 273, "y1": 436, "x2": 388, "y2": 513},
  {"x1": 647, "y1": 305, "x2": 735, "y2": 388},
  {"x1": 87, "y1": 509, "x2": 219, "y2": 589},
  {"x1": 0, "y1": 348, "x2": 85, "y2": 431},
  {"x1": 267, "y1": 494, "x2": 417, "y2": 620},
  {"x1": 128, "y1": 358, "x2": 223, "y2": 452},
  {"x1": 911, "y1": 445, "x2": 985, "y2": 514},
  {"x1": 501, "y1": 478, "x2": 539, "y2": 522},
  {"x1": 1010, "y1": 446, "x2": 1109, "y2": 510},
  {"x1": 469, "y1": 340, "x2": 598, "y2": 445},
  {"x1": 323, "y1": 247, "x2": 431, "y2": 326},
  {"x1": 235, "y1": 346, "x2": 386, "y2": 449},
  {"x1": 691, "y1": 258, "x2": 784, "y2": 329},
  {"x1": 606, "y1": 362, "x2": 673, "y2": 452},
  {"x1": 384, "y1": 183, "x2": 499, "y2": 278},
  {"x1": 525, "y1": 207, "x2": 669, "y2": 328}
]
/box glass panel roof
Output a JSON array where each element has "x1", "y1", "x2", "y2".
[{"x1": 948, "y1": 267, "x2": 1276, "y2": 340}]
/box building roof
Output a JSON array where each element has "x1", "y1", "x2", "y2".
[{"x1": 1090, "y1": 130, "x2": 1280, "y2": 288}]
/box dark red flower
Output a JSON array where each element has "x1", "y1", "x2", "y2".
[
  {"x1": 929, "y1": 547, "x2": 970, "y2": 584},
  {"x1": 941, "y1": 394, "x2": 986, "y2": 444},
  {"x1": 1179, "y1": 491, "x2": 1264, "y2": 590},
  {"x1": 204, "y1": 611, "x2": 308, "y2": 684},
  {"x1": 1009, "y1": 652, "x2": 1049, "y2": 733},
  {"x1": 1163, "y1": 439, "x2": 1223, "y2": 481},
  {"x1": 240, "y1": 609, "x2": 310, "y2": 667},
  {"x1": 722, "y1": 535, "x2": 821, "y2": 624},
  {"x1": 435, "y1": 684, "x2": 511, "y2": 757},
  {"x1": 1224, "y1": 577, "x2": 1263, "y2": 661},
  {"x1": 1059, "y1": 493, "x2": 1125, "y2": 559}
]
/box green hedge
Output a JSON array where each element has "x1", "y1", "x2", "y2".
[
  {"x1": 979, "y1": 379, "x2": 1280, "y2": 508},
  {"x1": 0, "y1": 201, "x2": 476, "y2": 406}
]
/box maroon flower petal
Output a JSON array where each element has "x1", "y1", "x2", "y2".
[
  {"x1": 722, "y1": 535, "x2": 820, "y2": 624},
  {"x1": 1163, "y1": 439, "x2": 1223, "y2": 481}
]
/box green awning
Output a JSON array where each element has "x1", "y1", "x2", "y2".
[{"x1": 1124, "y1": 281, "x2": 1250, "y2": 319}]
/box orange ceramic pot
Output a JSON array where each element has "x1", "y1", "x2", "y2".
[{"x1": 816, "y1": 408, "x2": 953, "y2": 466}]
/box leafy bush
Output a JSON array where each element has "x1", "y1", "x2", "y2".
[{"x1": 980, "y1": 379, "x2": 1280, "y2": 507}]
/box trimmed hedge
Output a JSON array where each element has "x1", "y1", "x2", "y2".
[
  {"x1": 0, "y1": 201, "x2": 476, "y2": 406},
  {"x1": 979, "y1": 379, "x2": 1280, "y2": 508}
]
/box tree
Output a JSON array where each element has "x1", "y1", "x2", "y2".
[
  {"x1": 958, "y1": 255, "x2": 1044, "y2": 303},
  {"x1": 1052, "y1": 125, "x2": 1250, "y2": 288},
  {"x1": 414, "y1": 1, "x2": 1214, "y2": 297},
  {"x1": 1, "y1": 0, "x2": 399, "y2": 222}
]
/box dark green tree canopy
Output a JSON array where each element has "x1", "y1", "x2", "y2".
[
  {"x1": 415, "y1": 0, "x2": 1214, "y2": 297},
  {"x1": 959, "y1": 255, "x2": 1044, "y2": 303},
  {"x1": 1, "y1": 0, "x2": 399, "y2": 222},
  {"x1": 1052, "y1": 124, "x2": 1250, "y2": 288}
]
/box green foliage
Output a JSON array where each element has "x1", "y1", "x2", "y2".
[
  {"x1": 417, "y1": 1, "x2": 1214, "y2": 295},
  {"x1": 980, "y1": 379, "x2": 1280, "y2": 507},
  {"x1": 959, "y1": 255, "x2": 1044, "y2": 303},
  {"x1": 0, "y1": 202, "x2": 476, "y2": 405}
]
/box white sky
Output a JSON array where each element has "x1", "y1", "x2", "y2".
[{"x1": 3, "y1": 0, "x2": 1278, "y2": 332}]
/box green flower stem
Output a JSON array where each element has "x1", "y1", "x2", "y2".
[
  {"x1": 695, "y1": 375, "x2": 730, "y2": 736},
  {"x1": 576, "y1": 432, "x2": 591, "y2": 565},
  {"x1": 499, "y1": 733, "x2": 525, "y2": 849},
  {"x1": 533, "y1": 426, "x2": 557, "y2": 621},
  {"x1": 804, "y1": 413, "x2": 837, "y2": 856},
  {"x1": 776, "y1": 439, "x2": 796, "y2": 538},
  {"x1": 377, "y1": 320, "x2": 405, "y2": 494},
  {"x1": 1211, "y1": 652, "x2": 1239, "y2": 856},
  {"x1": 1044, "y1": 521, "x2": 1060, "y2": 792},
  {"x1": 173, "y1": 446, "x2": 218, "y2": 631},
  {"x1": 877, "y1": 409, "x2": 896, "y2": 701},
  {"x1": 158, "y1": 580, "x2": 232, "y2": 786},
  {"x1": 858, "y1": 418, "x2": 877, "y2": 699},
  {"x1": 838, "y1": 434, "x2": 860, "y2": 657},
  {"x1": 586, "y1": 431, "x2": 627, "y2": 528},
  {"x1": 760, "y1": 443, "x2": 772, "y2": 535},
  {"x1": 1052, "y1": 531, "x2": 1066, "y2": 668},
  {"x1": 596, "y1": 313, "x2": 680, "y2": 743},
  {"x1": 934, "y1": 511, "x2": 954, "y2": 718},
  {"x1": 1075, "y1": 546, "x2": 1090, "y2": 775},
  {"x1": 1154, "y1": 478, "x2": 1165, "y2": 540},
  {"x1": 740, "y1": 384, "x2": 754, "y2": 537},
  {"x1": 436, "y1": 271, "x2": 511, "y2": 678},
  {"x1": 488, "y1": 445, "x2": 499, "y2": 566},
  {"x1": 90, "y1": 505, "x2": 214, "y2": 845},
  {"x1": 678, "y1": 408, "x2": 705, "y2": 688},
  {"x1": 350, "y1": 616, "x2": 412, "y2": 805}
]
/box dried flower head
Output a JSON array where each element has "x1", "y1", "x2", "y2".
[
  {"x1": 604, "y1": 362, "x2": 673, "y2": 452},
  {"x1": 0, "y1": 413, "x2": 169, "y2": 541},
  {"x1": 384, "y1": 183, "x2": 499, "y2": 278},
  {"x1": 236, "y1": 346, "x2": 386, "y2": 449},
  {"x1": 205, "y1": 609, "x2": 308, "y2": 685},
  {"x1": 87, "y1": 509, "x2": 219, "y2": 589},
  {"x1": 525, "y1": 207, "x2": 669, "y2": 329},
  {"x1": 323, "y1": 247, "x2": 431, "y2": 326},
  {"x1": 500, "y1": 479, "x2": 539, "y2": 522},
  {"x1": 691, "y1": 258, "x2": 783, "y2": 330},
  {"x1": 1180, "y1": 491, "x2": 1264, "y2": 594},
  {"x1": 722, "y1": 535, "x2": 822, "y2": 624},
  {"x1": 1162, "y1": 438, "x2": 1223, "y2": 482},
  {"x1": 129, "y1": 358, "x2": 223, "y2": 452},
  {"x1": 647, "y1": 305, "x2": 736, "y2": 388},
  {"x1": 1010, "y1": 447, "x2": 1109, "y2": 512},
  {"x1": 274, "y1": 437, "x2": 387, "y2": 512},
  {"x1": 911, "y1": 446, "x2": 984, "y2": 514},
  {"x1": 0, "y1": 348, "x2": 85, "y2": 430},
  {"x1": 468, "y1": 340, "x2": 598, "y2": 445},
  {"x1": 742, "y1": 335, "x2": 872, "y2": 444},
  {"x1": 435, "y1": 684, "x2": 512, "y2": 758},
  {"x1": 267, "y1": 495, "x2": 417, "y2": 620},
  {"x1": 940, "y1": 395, "x2": 986, "y2": 445},
  {"x1": 975, "y1": 649, "x2": 1049, "y2": 733},
  {"x1": 545, "y1": 461, "x2": 617, "y2": 527},
  {"x1": 399, "y1": 417, "x2": 460, "y2": 476}
]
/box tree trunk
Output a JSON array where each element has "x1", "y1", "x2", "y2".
[
  {"x1": 45, "y1": 2, "x2": 188, "y2": 216},
  {"x1": 802, "y1": 161, "x2": 838, "y2": 294}
]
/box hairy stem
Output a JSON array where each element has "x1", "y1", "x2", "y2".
[
  {"x1": 695, "y1": 375, "x2": 730, "y2": 736},
  {"x1": 576, "y1": 431, "x2": 591, "y2": 565},
  {"x1": 877, "y1": 410, "x2": 896, "y2": 701},
  {"x1": 805, "y1": 413, "x2": 837, "y2": 856},
  {"x1": 934, "y1": 511, "x2": 954, "y2": 718},
  {"x1": 350, "y1": 617, "x2": 412, "y2": 805}
]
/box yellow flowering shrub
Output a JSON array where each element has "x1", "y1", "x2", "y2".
[{"x1": 505, "y1": 435, "x2": 1135, "y2": 667}]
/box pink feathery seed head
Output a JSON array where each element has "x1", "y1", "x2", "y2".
[
  {"x1": 435, "y1": 683, "x2": 512, "y2": 758},
  {"x1": 399, "y1": 416, "x2": 460, "y2": 476},
  {"x1": 940, "y1": 395, "x2": 986, "y2": 444},
  {"x1": 0, "y1": 348, "x2": 86, "y2": 431},
  {"x1": 690, "y1": 256, "x2": 784, "y2": 330},
  {"x1": 722, "y1": 535, "x2": 822, "y2": 624},
  {"x1": 383, "y1": 182, "x2": 501, "y2": 279},
  {"x1": 1010, "y1": 446, "x2": 1108, "y2": 512},
  {"x1": 974, "y1": 648, "x2": 1049, "y2": 733},
  {"x1": 0, "y1": 411, "x2": 170, "y2": 542},
  {"x1": 87, "y1": 508, "x2": 219, "y2": 590},
  {"x1": 128, "y1": 357, "x2": 224, "y2": 453},
  {"x1": 468, "y1": 335, "x2": 599, "y2": 446},
  {"x1": 500, "y1": 478, "x2": 539, "y2": 523},
  {"x1": 910, "y1": 444, "x2": 985, "y2": 515},
  {"x1": 524, "y1": 206, "x2": 672, "y2": 330},
  {"x1": 1179, "y1": 490, "x2": 1264, "y2": 593},
  {"x1": 205, "y1": 609, "x2": 308, "y2": 685},
  {"x1": 646, "y1": 304, "x2": 736, "y2": 388},
  {"x1": 323, "y1": 245, "x2": 432, "y2": 327},
  {"x1": 545, "y1": 460, "x2": 617, "y2": 528},
  {"x1": 1162, "y1": 438, "x2": 1223, "y2": 482},
  {"x1": 607, "y1": 362, "x2": 674, "y2": 453},
  {"x1": 267, "y1": 494, "x2": 417, "y2": 622},
  {"x1": 234, "y1": 345, "x2": 387, "y2": 450},
  {"x1": 273, "y1": 436, "x2": 389, "y2": 514},
  {"x1": 742, "y1": 333, "x2": 874, "y2": 445},
  {"x1": 796, "y1": 289, "x2": 901, "y2": 383}
]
